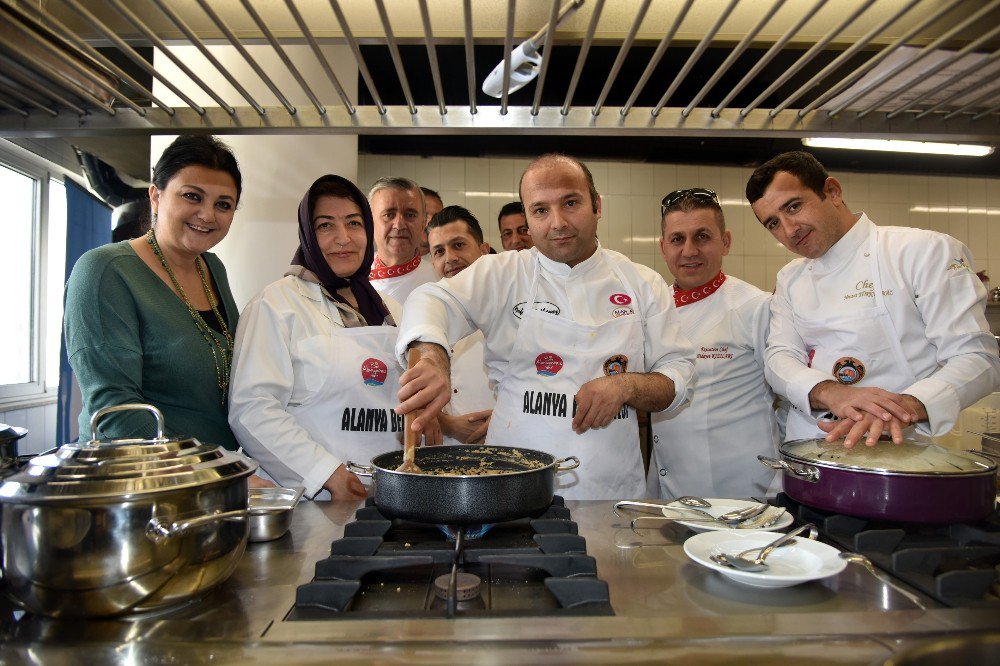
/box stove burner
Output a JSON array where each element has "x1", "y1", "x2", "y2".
[
  {"x1": 435, "y1": 523, "x2": 495, "y2": 541},
  {"x1": 434, "y1": 572, "x2": 482, "y2": 601},
  {"x1": 290, "y1": 496, "x2": 614, "y2": 619}
]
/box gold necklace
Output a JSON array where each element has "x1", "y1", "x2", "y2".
[{"x1": 147, "y1": 229, "x2": 234, "y2": 403}]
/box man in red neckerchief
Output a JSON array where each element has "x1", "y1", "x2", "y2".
[
  {"x1": 648, "y1": 188, "x2": 781, "y2": 500},
  {"x1": 368, "y1": 177, "x2": 436, "y2": 304}
]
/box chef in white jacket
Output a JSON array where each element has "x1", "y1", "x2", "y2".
[
  {"x1": 747, "y1": 151, "x2": 1000, "y2": 448},
  {"x1": 368, "y1": 177, "x2": 436, "y2": 304},
  {"x1": 230, "y1": 175, "x2": 436, "y2": 500},
  {"x1": 394, "y1": 154, "x2": 696, "y2": 500},
  {"x1": 648, "y1": 188, "x2": 780, "y2": 499},
  {"x1": 425, "y1": 205, "x2": 496, "y2": 445}
]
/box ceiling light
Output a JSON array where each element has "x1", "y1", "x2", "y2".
[
  {"x1": 910, "y1": 205, "x2": 1000, "y2": 215},
  {"x1": 801, "y1": 138, "x2": 994, "y2": 157}
]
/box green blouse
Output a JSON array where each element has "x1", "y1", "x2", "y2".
[{"x1": 64, "y1": 241, "x2": 240, "y2": 449}]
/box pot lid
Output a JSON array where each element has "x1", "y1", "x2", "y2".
[
  {"x1": 0, "y1": 404, "x2": 256, "y2": 503},
  {"x1": 780, "y1": 438, "x2": 997, "y2": 475}
]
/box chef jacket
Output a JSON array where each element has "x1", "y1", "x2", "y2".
[
  {"x1": 767, "y1": 214, "x2": 1000, "y2": 439},
  {"x1": 369, "y1": 253, "x2": 436, "y2": 304},
  {"x1": 648, "y1": 276, "x2": 780, "y2": 499},
  {"x1": 229, "y1": 275, "x2": 403, "y2": 497},
  {"x1": 396, "y1": 245, "x2": 695, "y2": 430},
  {"x1": 443, "y1": 330, "x2": 496, "y2": 447}
]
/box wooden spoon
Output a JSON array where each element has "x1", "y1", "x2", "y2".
[{"x1": 396, "y1": 347, "x2": 422, "y2": 473}]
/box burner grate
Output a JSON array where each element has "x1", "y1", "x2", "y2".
[
  {"x1": 287, "y1": 496, "x2": 614, "y2": 620},
  {"x1": 775, "y1": 493, "x2": 1000, "y2": 607}
]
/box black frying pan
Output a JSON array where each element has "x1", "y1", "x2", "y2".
[{"x1": 347, "y1": 445, "x2": 580, "y2": 525}]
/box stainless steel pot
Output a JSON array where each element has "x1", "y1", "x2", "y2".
[
  {"x1": 759, "y1": 438, "x2": 997, "y2": 523},
  {"x1": 0, "y1": 404, "x2": 258, "y2": 618}
]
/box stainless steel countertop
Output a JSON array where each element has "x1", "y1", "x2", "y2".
[{"x1": 2, "y1": 500, "x2": 998, "y2": 664}]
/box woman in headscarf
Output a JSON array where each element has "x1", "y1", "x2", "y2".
[{"x1": 229, "y1": 174, "x2": 423, "y2": 499}]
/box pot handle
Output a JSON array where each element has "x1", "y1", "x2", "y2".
[
  {"x1": 554, "y1": 456, "x2": 580, "y2": 472},
  {"x1": 87, "y1": 403, "x2": 168, "y2": 447},
  {"x1": 146, "y1": 509, "x2": 249, "y2": 543},
  {"x1": 758, "y1": 455, "x2": 820, "y2": 482},
  {"x1": 345, "y1": 461, "x2": 374, "y2": 477}
]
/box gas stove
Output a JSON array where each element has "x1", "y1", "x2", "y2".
[
  {"x1": 774, "y1": 492, "x2": 1000, "y2": 608},
  {"x1": 288, "y1": 496, "x2": 614, "y2": 619}
]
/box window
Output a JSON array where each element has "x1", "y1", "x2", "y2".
[{"x1": 0, "y1": 149, "x2": 67, "y2": 406}]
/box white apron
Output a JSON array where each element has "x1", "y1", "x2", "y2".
[
  {"x1": 288, "y1": 324, "x2": 404, "y2": 468},
  {"x1": 786, "y1": 225, "x2": 918, "y2": 441},
  {"x1": 486, "y1": 257, "x2": 646, "y2": 499},
  {"x1": 647, "y1": 288, "x2": 779, "y2": 499}
]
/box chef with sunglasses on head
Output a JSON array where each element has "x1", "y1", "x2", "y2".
[
  {"x1": 648, "y1": 188, "x2": 781, "y2": 499},
  {"x1": 748, "y1": 151, "x2": 1000, "y2": 449}
]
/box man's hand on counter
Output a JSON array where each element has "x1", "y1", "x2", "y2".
[{"x1": 396, "y1": 342, "x2": 452, "y2": 435}]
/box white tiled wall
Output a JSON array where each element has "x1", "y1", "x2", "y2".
[{"x1": 360, "y1": 154, "x2": 1000, "y2": 293}]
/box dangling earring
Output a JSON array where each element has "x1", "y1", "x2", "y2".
[{"x1": 151, "y1": 212, "x2": 158, "y2": 226}]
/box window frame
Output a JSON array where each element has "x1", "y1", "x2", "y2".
[{"x1": 0, "y1": 145, "x2": 62, "y2": 409}]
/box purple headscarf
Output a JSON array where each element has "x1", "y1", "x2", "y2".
[{"x1": 290, "y1": 174, "x2": 391, "y2": 326}]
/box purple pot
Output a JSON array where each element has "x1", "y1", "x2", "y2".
[{"x1": 760, "y1": 439, "x2": 997, "y2": 523}]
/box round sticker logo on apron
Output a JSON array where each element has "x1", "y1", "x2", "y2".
[{"x1": 832, "y1": 356, "x2": 866, "y2": 384}]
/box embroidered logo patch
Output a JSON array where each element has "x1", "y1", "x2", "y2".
[
  {"x1": 610, "y1": 293, "x2": 632, "y2": 306},
  {"x1": 512, "y1": 301, "x2": 561, "y2": 319},
  {"x1": 611, "y1": 307, "x2": 635, "y2": 318},
  {"x1": 361, "y1": 357, "x2": 388, "y2": 386},
  {"x1": 603, "y1": 354, "x2": 628, "y2": 376},
  {"x1": 947, "y1": 257, "x2": 970, "y2": 272},
  {"x1": 535, "y1": 353, "x2": 564, "y2": 376},
  {"x1": 832, "y1": 356, "x2": 866, "y2": 385}
]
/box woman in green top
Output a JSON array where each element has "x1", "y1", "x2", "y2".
[{"x1": 65, "y1": 135, "x2": 243, "y2": 449}]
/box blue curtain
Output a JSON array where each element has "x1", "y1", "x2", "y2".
[{"x1": 56, "y1": 180, "x2": 111, "y2": 444}]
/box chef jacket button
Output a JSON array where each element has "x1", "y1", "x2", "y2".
[
  {"x1": 658, "y1": 468, "x2": 667, "y2": 477},
  {"x1": 864, "y1": 252, "x2": 870, "y2": 257},
  {"x1": 453, "y1": 389, "x2": 458, "y2": 394}
]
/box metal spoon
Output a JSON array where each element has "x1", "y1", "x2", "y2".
[
  {"x1": 613, "y1": 497, "x2": 711, "y2": 518},
  {"x1": 667, "y1": 502, "x2": 769, "y2": 524},
  {"x1": 713, "y1": 523, "x2": 817, "y2": 572},
  {"x1": 712, "y1": 548, "x2": 797, "y2": 571}
]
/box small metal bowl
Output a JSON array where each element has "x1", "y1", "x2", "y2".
[{"x1": 248, "y1": 486, "x2": 304, "y2": 542}]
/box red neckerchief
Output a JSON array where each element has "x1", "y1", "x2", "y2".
[
  {"x1": 369, "y1": 253, "x2": 421, "y2": 281},
  {"x1": 674, "y1": 271, "x2": 726, "y2": 308}
]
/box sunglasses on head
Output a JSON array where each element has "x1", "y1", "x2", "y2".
[{"x1": 660, "y1": 188, "x2": 719, "y2": 216}]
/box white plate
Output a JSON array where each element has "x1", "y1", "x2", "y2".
[
  {"x1": 661, "y1": 499, "x2": 793, "y2": 533},
  {"x1": 683, "y1": 530, "x2": 846, "y2": 588}
]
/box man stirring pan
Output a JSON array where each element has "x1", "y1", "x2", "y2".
[
  {"x1": 648, "y1": 188, "x2": 780, "y2": 499},
  {"x1": 747, "y1": 151, "x2": 1000, "y2": 448},
  {"x1": 394, "y1": 153, "x2": 695, "y2": 499},
  {"x1": 426, "y1": 205, "x2": 496, "y2": 446}
]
